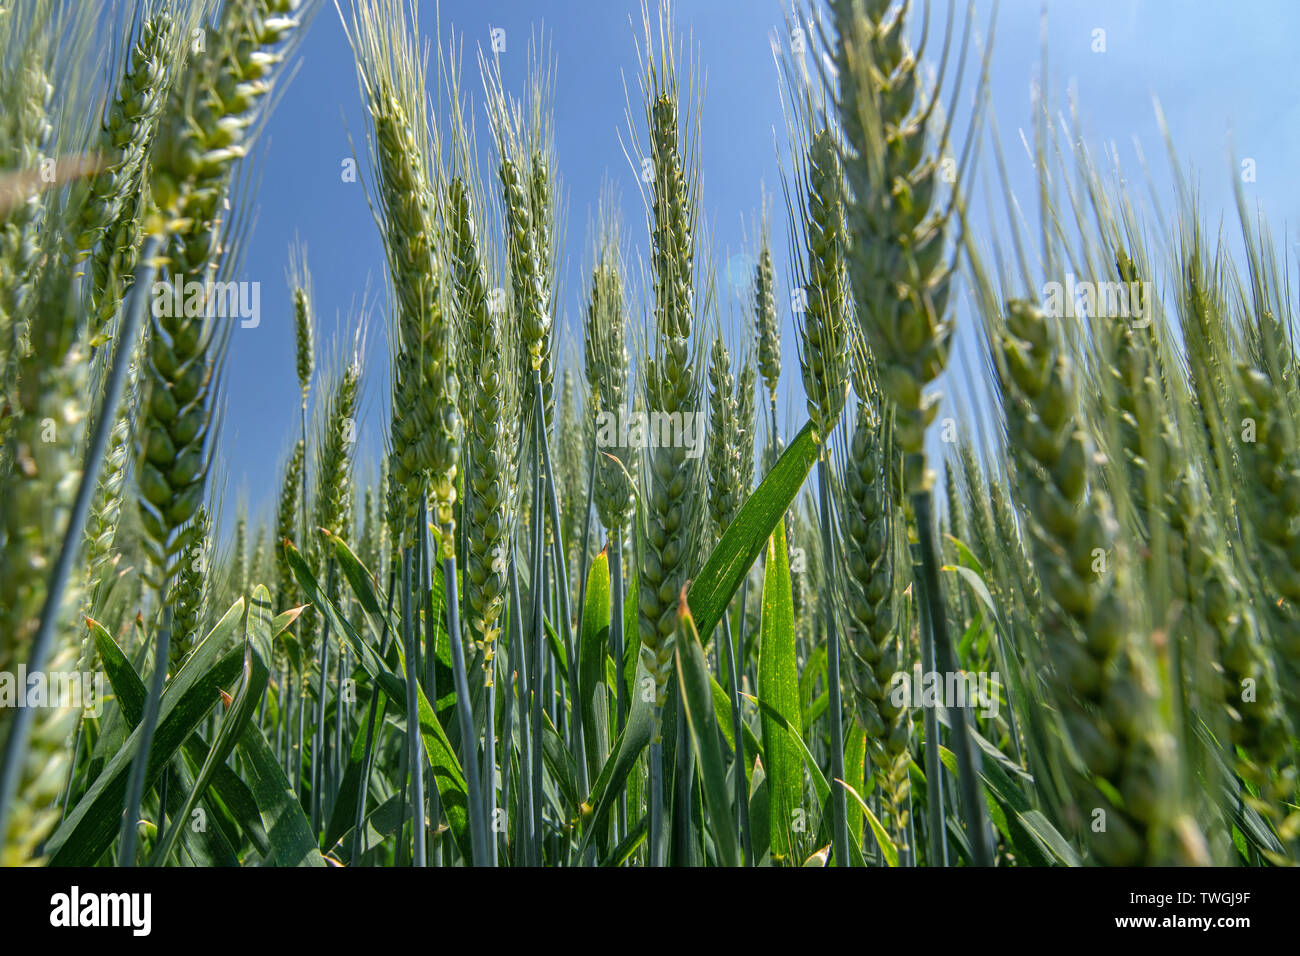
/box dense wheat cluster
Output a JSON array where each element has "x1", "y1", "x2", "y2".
[{"x1": 1, "y1": 0, "x2": 1297, "y2": 870}]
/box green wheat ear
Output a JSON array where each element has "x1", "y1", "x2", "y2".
[
  {"x1": 288, "y1": 238, "x2": 315, "y2": 406},
  {"x1": 837, "y1": 398, "x2": 909, "y2": 842},
  {"x1": 994, "y1": 299, "x2": 1206, "y2": 865},
  {"x1": 636, "y1": 39, "x2": 707, "y2": 732},
  {"x1": 140, "y1": 0, "x2": 304, "y2": 588},
  {"x1": 83, "y1": 332, "x2": 145, "y2": 610},
  {"x1": 753, "y1": 213, "x2": 781, "y2": 407},
  {"x1": 1236, "y1": 357, "x2": 1300, "y2": 733},
  {"x1": 498, "y1": 151, "x2": 555, "y2": 433},
  {"x1": 1196, "y1": 520, "x2": 1298, "y2": 851},
  {"x1": 484, "y1": 45, "x2": 558, "y2": 434},
  {"x1": 273, "y1": 438, "x2": 305, "y2": 670},
  {"x1": 77, "y1": 10, "x2": 179, "y2": 343},
  {"x1": 169, "y1": 507, "x2": 211, "y2": 671},
  {"x1": 557, "y1": 366, "x2": 587, "y2": 566},
  {"x1": 831, "y1": 0, "x2": 958, "y2": 492},
  {"x1": 734, "y1": 355, "x2": 757, "y2": 510},
  {"x1": 346, "y1": 0, "x2": 459, "y2": 552},
  {"x1": 295, "y1": 340, "x2": 361, "y2": 647},
  {"x1": 0, "y1": 1, "x2": 207, "y2": 865},
  {"x1": 312, "y1": 352, "x2": 362, "y2": 546},
  {"x1": 446, "y1": 162, "x2": 519, "y2": 678},
  {"x1": 788, "y1": 123, "x2": 851, "y2": 449},
  {"x1": 0, "y1": 257, "x2": 88, "y2": 867},
  {"x1": 584, "y1": 216, "x2": 636, "y2": 540},
  {"x1": 707, "y1": 333, "x2": 739, "y2": 542},
  {"x1": 0, "y1": 18, "x2": 53, "y2": 385},
  {"x1": 527, "y1": 150, "x2": 558, "y2": 428}
]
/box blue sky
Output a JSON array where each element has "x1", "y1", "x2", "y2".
[{"x1": 216, "y1": 0, "x2": 1300, "y2": 537}]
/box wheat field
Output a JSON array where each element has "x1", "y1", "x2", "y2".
[{"x1": 0, "y1": 0, "x2": 1296, "y2": 869}]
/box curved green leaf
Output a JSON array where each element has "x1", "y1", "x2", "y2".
[
  {"x1": 686, "y1": 421, "x2": 817, "y2": 642},
  {"x1": 841, "y1": 780, "x2": 899, "y2": 866},
  {"x1": 87, "y1": 619, "x2": 247, "y2": 865},
  {"x1": 286, "y1": 541, "x2": 403, "y2": 702},
  {"x1": 579, "y1": 548, "x2": 612, "y2": 789},
  {"x1": 710, "y1": 675, "x2": 761, "y2": 775},
  {"x1": 758, "y1": 520, "x2": 802, "y2": 864},
  {"x1": 676, "y1": 606, "x2": 740, "y2": 866},
  {"x1": 148, "y1": 628, "x2": 269, "y2": 866},
  {"x1": 578, "y1": 653, "x2": 655, "y2": 855},
  {"x1": 845, "y1": 721, "x2": 866, "y2": 846},
  {"x1": 48, "y1": 601, "x2": 250, "y2": 866},
  {"x1": 238, "y1": 723, "x2": 326, "y2": 866}
]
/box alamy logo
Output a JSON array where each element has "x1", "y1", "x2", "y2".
[
  {"x1": 50, "y1": 886, "x2": 151, "y2": 936},
  {"x1": 1041, "y1": 271, "x2": 1151, "y2": 326},
  {"x1": 151, "y1": 274, "x2": 261, "y2": 327},
  {"x1": 889, "y1": 668, "x2": 1001, "y2": 720},
  {"x1": 0, "y1": 668, "x2": 105, "y2": 717},
  {"x1": 594, "y1": 406, "x2": 706, "y2": 459}
]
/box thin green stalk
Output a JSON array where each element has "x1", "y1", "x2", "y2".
[
  {"x1": 294, "y1": 672, "x2": 307, "y2": 800},
  {"x1": 445, "y1": 553, "x2": 489, "y2": 866},
  {"x1": 721, "y1": 609, "x2": 751, "y2": 863},
  {"x1": 529, "y1": 405, "x2": 546, "y2": 861},
  {"x1": 300, "y1": 400, "x2": 309, "y2": 585},
  {"x1": 913, "y1": 541, "x2": 946, "y2": 867},
  {"x1": 401, "y1": 547, "x2": 425, "y2": 867},
  {"x1": 498, "y1": 640, "x2": 515, "y2": 864},
  {"x1": 546, "y1": 556, "x2": 560, "y2": 740},
  {"x1": 484, "y1": 658, "x2": 498, "y2": 867},
  {"x1": 673, "y1": 686, "x2": 694, "y2": 864},
  {"x1": 905, "y1": 795, "x2": 918, "y2": 867},
  {"x1": 609, "y1": 525, "x2": 628, "y2": 842},
  {"x1": 276, "y1": 667, "x2": 287, "y2": 770},
  {"x1": 330, "y1": 645, "x2": 345, "y2": 821},
  {"x1": 649, "y1": 738, "x2": 665, "y2": 867},
  {"x1": 549, "y1": 530, "x2": 587, "y2": 801},
  {"x1": 417, "y1": 494, "x2": 431, "y2": 697},
  {"x1": 509, "y1": 550, "x2": 534, "y2": 864},
  {"x1": 571, "y1": 437, "x2": 599, "y2": 849},
  {"x1": 575, "y1": 439, "x2": 598, "y2": 641},
  {"x1": 736, "y1": 579, "x2": 751, "y2": 688},
  {"x1": 311, "y1": 562, "x2": 335, "y2": 835},
  {"x1": 768, "y1": 398, "x2": 780, "y2": 468},
  {"x1": 59, "y1": 722, "x2": 85, "y2": 821},
  {"x1": 118, "y1": 606, "x2": 170, "y2": 866},
  {"x1": 536, "y1": 376, "x2": 586, "y2": 798},
  {"x1": 914, "y1": 490, "x2": 992, "y2": 867},
  {"x1": 394, "y1": 706, "x2": 411, "y2": 868},
  {"x1": 540, "y1": 550, "x2": 553, "y2": 847},
  {"x1": 411, "y1": 499, "x2": 425, "y2": 701},
  {"x1": 421, "y1": 506, "x2": 443, "y2": 866},
  {"x1": 412, "y1": 496, "x2": 429, "y2": 855},
  {"x1": 157, "y1": 768, "x2": 169, "y2": 851}
]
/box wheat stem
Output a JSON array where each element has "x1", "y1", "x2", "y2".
[
  {"x1": 817, "y1": 458, "x2": 851, "y2": 865},
  {"x1": 911, "y1": 538, "x2": 947, "y2": 866},
  {"x1": 721, "y1": 607, "x2": 751, "y2": 863},
  {"x1": 443, "y1": 549, "x2": 488, "y2": 866},
  {"x1": 400, "y1": 546, "x2": 425, "y2": 866},
  {"x1": 609, "y1": 523, "x2": 628, "y2": 843},
  {"x1": 914, "y1": 488, "x2": 993, "y2": 866},
  {"x1": 118, "y1": 605, "x2": 170, "y2": 866}
]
